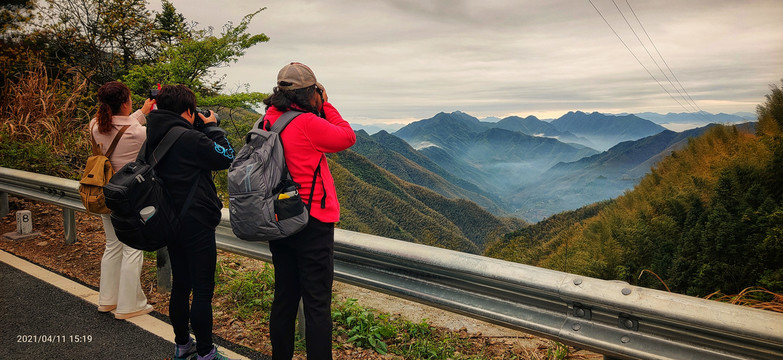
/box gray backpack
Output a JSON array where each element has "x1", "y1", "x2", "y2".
[{"x1": 228, "y1": 111, "x2": 317, "y2": 241}]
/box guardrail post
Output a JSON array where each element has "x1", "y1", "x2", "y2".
[
  {"x1": 1, "y1": 192, "x2": 8, "y2": 218},
  {"x1": 62, "y1": 207, "x2": 77, "y2": 245},
  {"x1": 156, "y1": 247, "x2": 172, "y2": 293}
]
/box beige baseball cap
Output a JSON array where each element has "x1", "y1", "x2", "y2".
[{"x1": 277, "y1": 62, "x2": 318, "y2": 90}]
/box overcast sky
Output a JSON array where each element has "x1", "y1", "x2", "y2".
[{"x1": 150, "y1": 0, "x2": 783, "y2": 124}]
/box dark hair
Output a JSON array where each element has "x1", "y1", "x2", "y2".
[
  {"x1": 156, "y1": 84, "x2": 196, "y2": 115},
  {"x1": 263, "y1": 85, "x2": 319, "y2": 114},
  {"x1": 96, "y1": 81, "x2": 130, "y2": 134}
]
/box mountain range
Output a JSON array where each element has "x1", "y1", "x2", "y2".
[
  {"x1": 352, "y1": 111, "x2": 754, "y2": 136},
  {"x1": 549, "y1": 111, "x2": 668, "y2": 151},
  {"x1": 343, "y1": 110, "x2": 758, "y2": 222},
  {"x1": 632, "y1": 111, "x2": 756, "y2": 124},
  {"x1": 393, "y1": 111, "x2": 601, "y2": 192}
]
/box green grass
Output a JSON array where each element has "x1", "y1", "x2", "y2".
[{"x1": 214, "y1": 260, "x2": 276, "y2": 321}]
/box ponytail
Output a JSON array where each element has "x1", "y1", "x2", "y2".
[
  {"x1": 95, "y1": 81, "x2": 131, "y2": 134},
  {"x1": 96, "y1": 103, "x2": 114, "y2": 134}
]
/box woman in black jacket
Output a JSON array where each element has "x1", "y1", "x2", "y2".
[{"x1": 146, "y1": 84, "x2": 235, "y2": 360}]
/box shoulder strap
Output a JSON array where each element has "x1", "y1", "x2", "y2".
[
  {"x1": 179, "y1": 175, "x2": 201, "y2": 219},
  {"x1": 268, "y1": 111, "x2": 304, "y2": 133},
  {"x1": 139, "y1": 127, "x2": 189, "y2": 167},
  {"x1": 104, "y1": 125, "x2": 130, "y2": 158},
  {"x1": 89, "y1": 123, "x2": 101, "y2": 156},
  {"x1": 306, "y1": 158, "x2": 327, "y2": 210}
]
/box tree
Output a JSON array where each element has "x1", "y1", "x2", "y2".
[
  {"x1": 123, "y1": 8, "x2": 269, "y2": 108},
  {"x1": 96, "y1": 0, "x2": 156, "y2": 71},
  {"x1": 35, "y1": 0, "x2": 156, "y2": 84},
  {"x1": 756, "y1": 80, "x2": 783, "y2": 199},
  {"x1": 154, "y1": 0, "x2": 190, "y2": 46},
  {"x1": 757, "y1": 80, "x2": 783, "y2": 136},
  {"x1": 1, "y1": 0, "x2": 37, "y2": 85},
  {"x1": 1, "y1": 0, "x2": 35, "y2": 40}
]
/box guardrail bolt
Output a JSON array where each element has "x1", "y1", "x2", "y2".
[
  {"x1": 572, "y1": 323, "x2": 581, "y2": 331},
  {"x1": 621, "y1": 287, "x2": 632, "y2": 295},
  {"x1": 618, "y1": 314, "x2": 639, "y2": 331},
  {"x1": 621, "y1": 335, "x2": 631, "y2": 343},
  {"x1": 572, "y1": 303, "x2": 592, "y2": 320},
  {"x1": 573, "y1": 278, "x2": 583, "y2": 285}
]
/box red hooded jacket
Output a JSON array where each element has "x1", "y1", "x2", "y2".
[{"x1": 263, "y1": 102, "x2": 355, "y2": 223}]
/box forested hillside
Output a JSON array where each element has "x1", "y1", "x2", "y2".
[
  {"x1": 486, "y1": 83, "x2": 783, "y2": 297},
  {"x1": 511, "y1": 124, "x2": 719, "y2": 221},
  {"x1": 351, "y1": 130, "x2": 505, "y2": 214},
  {"x1": 329, "y1": 150, "x2": 525, "y2": 253}
]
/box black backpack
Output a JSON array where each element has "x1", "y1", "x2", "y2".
[{"x1": 103, "y1": 127, "x2": 198, "y2": 251}]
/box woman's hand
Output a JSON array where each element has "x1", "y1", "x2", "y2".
[
  {"x1": 141, "y1": 98, "x2": 155, "y2": 115},
  {"x1": 317, "y1": 82, "x2": 328, "y2": 103}
]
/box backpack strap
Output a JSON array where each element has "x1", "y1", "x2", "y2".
[
  {"x1": 179, "y1": 175, "x2": 201, "y2": 219},
  {"x1": 104, "y1": 125, "x2": 130, "y2": 158},
  {"x1": 89, "y1": 123, "x2": 101, "y2": 156},
  {"x1": 138, "y1": 126, "x2": 199, "y2": 219},
  {"x1": 265, "y1": 111, "x2": 303, "y2": 188},
  {"x1": 306, "y1": 157, "x2": 327, "y2": 210},
  {"x1": 267, "y1": 111, "x2": 328, "y2": 210},
  {"x1": 89, "y1": 123, "x2": 129, "y2": 157},
  {"x1": 138, "y1": 127, "x2": 189, "y2": 167},
  {"x1": 268, "y1": 111, "x2": 304, "y2": 132}
]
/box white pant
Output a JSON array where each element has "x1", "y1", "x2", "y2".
[{"x1": 99, "y1": 214, "x2": 148, "y2": 313}]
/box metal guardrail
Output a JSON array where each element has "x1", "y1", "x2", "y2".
[{"x1": 2, "y1": 166, "x2": 783, "y2": 360}]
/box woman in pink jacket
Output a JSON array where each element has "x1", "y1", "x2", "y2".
[
  {"x1": 90, "y1": 81, "x2": 155, "y2": 320},
  {"x1": 262, "y1": 63, "x2": 356, "y2": 360}
]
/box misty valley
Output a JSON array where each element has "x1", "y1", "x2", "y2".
[{"x1": 354, "y1": 110, "x2": 754, "y2": 222}]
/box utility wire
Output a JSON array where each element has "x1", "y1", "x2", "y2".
[
  {"x1": 587, "y1": 0, "x2": 694, "y2": 115},
  {"x1": 623, "y1": 0, "x2": 707, "y2": 116},
  {"x1": 610, "y1": 0, "x2": 702, "y2": 115}
]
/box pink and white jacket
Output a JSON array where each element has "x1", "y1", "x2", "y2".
[{"x1": 89, "y1": 110, "x2": 146, "y2": 172}]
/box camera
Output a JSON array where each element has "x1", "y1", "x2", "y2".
[
  {"x1": 148, "y1": 89, "x2": 159, "y2": 99},
  {"x1": 193, "y1": 108, "x2": 220, "y2": 130}
]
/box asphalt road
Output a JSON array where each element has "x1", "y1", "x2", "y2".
[{"x1": 0, "y1": 257, "x2": 268, "y2": 359}]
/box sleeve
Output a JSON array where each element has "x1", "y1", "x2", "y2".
[
  {"x1": 304, "y1": 102, "x2": 356, "y2": 153},
  {"x1": 192, "y1": 126, "x2": 235, "y2": 171},
  {"x1": 129, "y1": 109, "x2": 147, "y2": 125}
]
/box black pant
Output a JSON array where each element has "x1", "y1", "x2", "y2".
[
  {"x1": 168, "y1": 218, "x2": 217, "y2": 357},
  {"x1": 269, "y1": 216, "x2": 335, "y2": 360}
]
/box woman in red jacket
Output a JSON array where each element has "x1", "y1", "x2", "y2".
[{"x1": 262, "y1": 62, "x2": 355, "y2": 360}]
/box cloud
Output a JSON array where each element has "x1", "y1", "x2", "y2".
[{"x1": 156, "y1": 0, "x2": 783, "y2": 123}]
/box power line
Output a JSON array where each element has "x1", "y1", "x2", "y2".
[
  {"x1": 622, "y1": 0, "x2": 706, "y2": 116},
  {"x1": 610, "y1": 0, "x2": 702, "y2": 115},
  {"x1": 587, "y1": 0, "x2": 695, "y2": 115}
]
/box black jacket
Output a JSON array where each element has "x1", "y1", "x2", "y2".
[{"x1": 145, "y1": 109, "x2": 234, "y2": 228}]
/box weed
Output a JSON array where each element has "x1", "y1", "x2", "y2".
[
  {"x1": 0, "y1": 54, "x2": 91, "y2": 149},
  {"x1": 214, "y1": 260, "x2": 276, "y2": 320},
  {"x1": 332, "y1": 298, "x2": 395, "y2": 354},
  {"x1": 0, "y1": 54, "x2": 92, "y2": 177},
  {"x1": 705, "y1": 287, "x2": 783, "y2": 312},
  {"x1": 545, "y1": 341, "x2": 570, "y2": 360}
]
